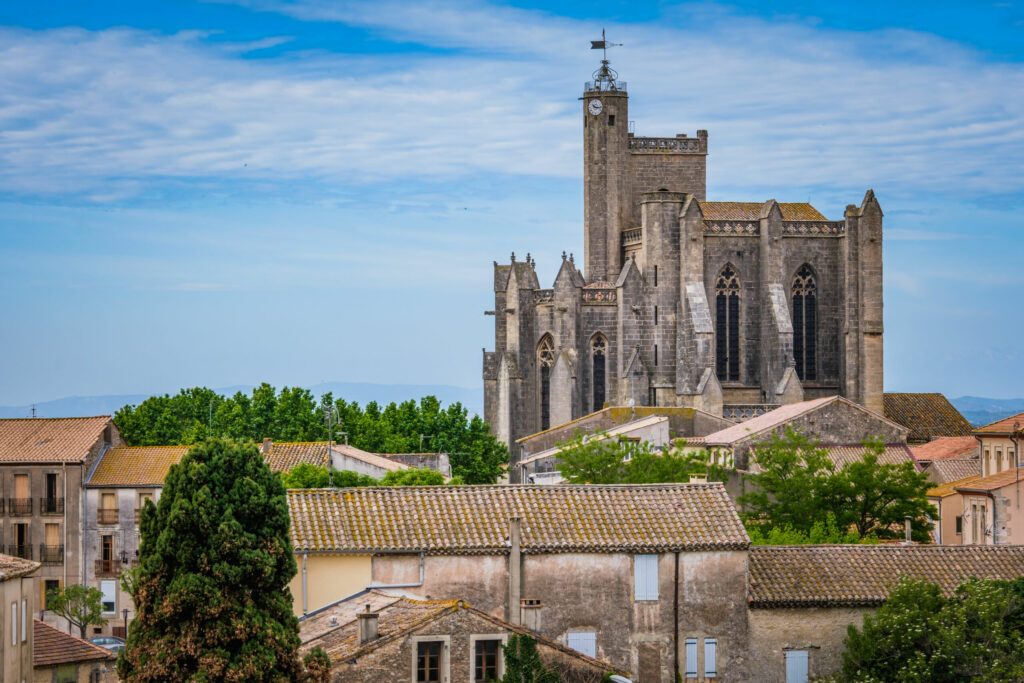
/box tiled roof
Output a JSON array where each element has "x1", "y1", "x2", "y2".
[
  {"x1": 928, "y1": 457, "x2": 981, "y2": 484},
  {"x1": 34, "y1": 620, "x2": 115, "y2": 667},
  {"x1": 911, "y1": 436, "x2": 979, "y2": 462},
  {"x1": 0, "y1": 553, "x2": 39, "y2": 581},
  {"x1": 288, "y1": 484, "x2": 748, "y2": 554},
  {"x1": 704, "y1": 396, "x2": 835, "y2": 445},
  {"x1": 87, "y1": 445, "x2": 189, "y2": 487},
  {"x1": 928, "y1": 474, "x2": 984, "y2": 499},
  {"x1": 749, "y1": 545, "x2": 1024, "y2": 607},
  {"x1": 824, "y1": 443, "x2": 915, "y2": 468},
  {"x1": 519, "y1": 415, "x2": 669, "y2": 465},
  {"x1": 262, "y1": 440, "x2": 331, "y2": 472},
  {"x1": 883, "y1": 393, "x2": 974, "y2": 442},
  {"x1": 331, "y1": 444, "x2": 407, "y2": 472},
  {"x1": 0, "y1": 416, "x2": 111, "y2": 463},
  {"x1": 302, "y1": 591, "x2": 625, "y2": 676},
  {"x1": 954, "y1": 467, "x2": 1024, "y2": 493},
  {"x1": 975, "y1": 411, "x2": 1024, "y2": 435},
  {"x1": 699, "y1": 201, "x2": 827, "y2": 221}
]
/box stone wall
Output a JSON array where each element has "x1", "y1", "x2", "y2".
[{"x1": 747, "y1": 606, "x2": 871, "y2": 682}]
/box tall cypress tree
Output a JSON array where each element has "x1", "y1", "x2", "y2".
[{"x1": 119, "y1": 439, "x2": 303, "y2": 682}]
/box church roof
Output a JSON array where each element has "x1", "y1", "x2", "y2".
[
  {"x1": 699, "y1": 201, "x2": 826, "y2": 221},
  {"x1": 883, "y1": 393, "x2": 974, "y2": 442}
]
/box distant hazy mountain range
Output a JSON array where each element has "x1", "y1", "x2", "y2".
[
  {"x1": 950, "y1": 396, "x2": 1024, "y2": 428},
  {"x1": 0, "y1": 382, "x2": 483, "y2": 420},
  {"x1": 2, "y1": 388, "x2": 1018, "y2": 429}
]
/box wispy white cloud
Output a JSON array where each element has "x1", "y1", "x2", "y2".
[{"x1": 0, "y1": 2, "x2": 1022, "y2": 208}]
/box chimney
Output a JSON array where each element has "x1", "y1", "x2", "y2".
[
  {"x1": 520, "y1": 599, "x2": 542, "y2": 632},
  {"x1": 261, "y1": 438, "x2": 272, "y2": 454},
  {"x1": 903, "y1": 516, "x2": 913, "y2": 545},
  {"x1": 508, "y1": 517, "x2": 522, "y2": 625},
  {"x1": 357, "y1": 605, "x2": 379, "y2": 644}
]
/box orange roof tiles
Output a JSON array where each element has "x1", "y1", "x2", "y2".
[
  {"x1": 928, "y1": 474, "x2": 984, "y2": 499},
  {"x1": 699, "y1": 201, "x2": 827, "y2": 221},
  {"x1": 87, "y1": 445, "x2": 189, "y2": 487},
  {"x1": 883, "y1": 393, "x2": 974, "y2": 442},
  {"x1": 288, "y1": 484, "x2": 748, "y2": 554},
  {"x1": 749, "y1": 545, "x2": 1024, "y2": 607},
  {"x1": 262, "y1": 441, "x2": 330, "y2": 472},
  {"x1": 823, "y1": 443, "x2": 915, "y2": 469},
  {"x1": 975, "y1": 411, "x2": 1024, "y2": 435},
  {"x1": 0, "y1": 416, "x2": 112, "y2": 463},
  {"x1": 954, "y1": 467, "x2": 1024, "y2": 493},
  {"x1": 33, "y1": 620, "x2": 115, "y2": 667},
  {"x1": 911, "y1": 436, "x2": 979, "y2": 462},
  {"x1": 704, "y1": 396, "x2": 836, "y2": 445},
  {"x1": 928, "y1": 457, "x2": 981, "y2": 484},
  {"x1": 0, "y1": 553, "x2": 39, "y2": 581}
]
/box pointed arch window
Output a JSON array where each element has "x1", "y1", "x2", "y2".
[
  {"x1": 792, "y1": 264, "x2": 817, "y2": 381},
  {"x1": 715, "y1": 265, "x2": 740, "y2": 382},
  {"x1": 537, "y1": 336, "x2": 555, "y2": 430},
  {"x1": 591, "y1": 335, "x2": 607, "y2": 412}
]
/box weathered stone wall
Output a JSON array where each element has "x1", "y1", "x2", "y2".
[
  {"x1": 747, "y1": 606, "x2": 871, "y2": 682},
  {"x1": 627, "y1": 146, "x2": 707, "y2": 227}
]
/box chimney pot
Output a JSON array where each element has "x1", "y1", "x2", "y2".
[
  {"x1": 262, "y1": 438, "x2": 272, "y2": 454},
  {"x1": 357, "y1": 605, "x2": 379, "y2": 644},
  {"x1": 904, "y1": 516, "x2": 913, "y2": 545}
]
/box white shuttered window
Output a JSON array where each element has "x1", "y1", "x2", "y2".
[
  {"x1": 566, "y1": 632, "x2": 596, "y2": 658},
  {"x1": 684, "y1": 638, "x2": 698, "y2": 678},
  {"x1": 785, "y1": 650, "x2": 809, "y2": 683},
  {"x1": 704, "y1": 638, "x2": 717, "y2": 678},
  {"x1": 634, "y1": 554, "x2": 659, "y2": 601}
]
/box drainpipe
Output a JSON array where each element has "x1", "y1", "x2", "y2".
[
  {"x1": 508, "y1": 517, "x2": 522, "y2": 625},
  {"x1": 63, "y1": 463, "x2": 68, "y2": 589},
  {"x1": 673, "y1": 552, "x2": 680, "y2": 682},
  {"x1": 301, "y1": 553, "x2": 308, "y2": 615},
  {"x1": 367, "y1": 552, "x2": 426, "y2": 589}
]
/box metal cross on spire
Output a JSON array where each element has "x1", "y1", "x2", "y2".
[{"x1": 590, "y1": 29, "x2": 623, "y2": 90}]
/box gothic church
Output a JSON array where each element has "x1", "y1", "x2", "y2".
[{"x1": 483, "y1": 59, "x2": 884, "y2": 473}]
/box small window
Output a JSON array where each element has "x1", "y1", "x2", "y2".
[
  {"x1": 21, "y1": 598, "x2": 26, "y2": 642},
  {"x1": 474, "y1": 639, "x2": 501, "y2": 681},
  {"x1": 417, "y1": 641, "x2": 442, "y2": 682},
  {"x1": 100, "y1": 580, "x2": 116, "y2": 613},
  {"x1": 10, "y1": 602, "x2": 16, "y2": 646},
  {"x1": 44, "y1": 579, "x2": 61, "y2": 609},
  {"x1": 634, "y1": 554, "x2": 659, "y2": 601},
  {"x1": 785, "y1": 650, "x2": 809, "y2": 683},
  {"x1": 955, "y1": 516, "x2": 963, "y2": 535},
  {"x1": 566, "y1": 631, "x2": 597, "y2": 658},
  {"x1": 654, "y1": 344, "x2": 659, "y2": 366},
  {"x1": 654, "y1": 305, "x2": 659, "y2": 326},
  {"x1": 704, "y1": 638, "x2": 718, "y2": 678},
  {"x1": 55, "y1": 664, "x2": 77, "y2": 683},
  {"x1": 608, "y1": 114, "x2": 616, "y2": 126},
  {"x1": 654, "y1": 265, "x2": 658, "y2": 287},
  {"x1": 684, "y1": 638, "x2": 698, "y2": 678}
]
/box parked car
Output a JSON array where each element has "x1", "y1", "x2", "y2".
[{"x1": 89, "y1": 635, "x2": 125, "y2": 653}]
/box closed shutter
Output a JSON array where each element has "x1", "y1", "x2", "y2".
[
  {"x1": 785, "y1": 650, "x2": 809, "y2": 683},
  {"x1": 45, "y1": 523, "x2": 60, "y2": 547},
  {"x1": 704, "y1": 639, "x2": 717, "y2": 678},
  {"x1": 684, "y1": 639, "x2": 698, "y2": 678},
  {"x1": 566, "y1": 632, "x2": 596, "y2": 658},
  {"x1": 634, "y1": 554, "x2": 659, "y2": 601},
  {"x1": 14, "y1": 474, "x2": 28, "y2": 499}
]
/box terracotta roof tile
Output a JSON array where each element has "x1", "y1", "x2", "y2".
[
  {"x1": 749, "y1": 545, "x2": 1024, "y2": 607},
  {"x1": 262, "y1": 441, "x2": 330, "y2": 472},
  {"x1": 928, "y1": 457, "x2": 981, "y2": 484},
  {"x1": 928, "y1": 474, "x2": 984, "y2": 498},
  {"x1": 704, "y1": 396, "x2": 836, "y2": 445},
  {"x1": 33, "y1": 620, "x2": 115, "y2": 667},
  {"x1": 883, "y1": 393, "x2": 974, "y2": 442},
  {"x1": 87, "y1": 445, "x2": 189, "y2": 487},
  {"x1": 288, "y1": 484, "x2": 748, "y2": 554},
  {"x1": 0, "y1": 417, "x2": 112, "y2": 463},
  {"x1": 954, "y1": 467, "x2": 1024, "y2": 493},
  {"x1": 699, "y1": 201, "x2": 827, "y2": 221},
  {"x1": 823, "y1": 443, "x2": 915, "y2": 468},
  {"x1": 331, "y1": 444, "x2": 407, "y2": 472},
  {"x1": 975, "y1": 411, "x2": 1024, "y2": 435},
  {"x1": 0, "y1": 553, "x2": 39, "y2": 581},
  {"x1": 911, "y1": 436, "x2": 979, "y2": 462}
]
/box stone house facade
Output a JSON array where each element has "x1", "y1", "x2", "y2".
[
  {"x1": 32, "y1": 619, "x2": 116, "y2": 683},
  {"x1": 483, "y1": 59, "x2": 885, "y2": 476},
  {"x1": 974, "y1": 411, "x2": 1024, "y2": 477},
  {"x1": 0, "y1": 417, "x2": 120, "y2": 633},
  {"x1": 0, "y1": 554, "x2": 38, "y2": 683}
]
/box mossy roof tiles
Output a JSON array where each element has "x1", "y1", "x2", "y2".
[
  {"x1": 883, "y1": 393, "x2": 974, "y2": 442},
  {"x1": 0, "y1": 416, "x2": 111, "y2": 463},
  {"x1": 288, "y1": 484, "x2": 748, "y2": 554},
  {"x1": 699, "y1": 201, "x2": 827, "y2": 221},
  {"x1": 87, "y1": 445, "x2": 189, "y2": 487}
]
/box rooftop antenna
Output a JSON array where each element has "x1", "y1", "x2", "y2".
[
  {"x1": 30, "y1": 404, "x2": 36, "y2": 418},
  {"x1": 590, "y1": 29, "x2": 623, "y2": 90},
  {"x1": 324, "y1": 404, "x2": 340, "y2": 487}
]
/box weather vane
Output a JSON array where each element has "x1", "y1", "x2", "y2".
[{"x1": 590, "y1": 29, "x2": 623, "y2": 90}]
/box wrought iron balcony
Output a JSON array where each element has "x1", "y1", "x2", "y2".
[
  {"x1": 94, "y1": 558, "x2": 121, "y2": 577},
  {"x1": 39, "y1": 545, "x2": 64, "y2": 565},
  {"x1": 97, "y1": 508, "x2": 119, "y2": 525},
  {"x1": 7, "y1": 545, "x2": 32, "y2": 560},
  {"x1": 8, "y1": 498, "x2": 32, "y2": 516},
  {"x1": 40, "y1": 497, "x2": 64, "y2": 515}
]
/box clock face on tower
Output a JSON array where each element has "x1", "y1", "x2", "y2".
[{"x1": 588, "y1": 99, "x2": 603, "y2": 115}]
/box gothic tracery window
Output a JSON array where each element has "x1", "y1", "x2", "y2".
[
  {"x1": 591, "y1": 335, "x2": 607, "y2": 412},
  {"x1": 792, "y1": 264, "x2": 817, "y2": 381},
  {"x1": 537, "y1": 335, "x2": 555, "y2": 430},
  {"x1": 715, "y1": 265, "x2": 740, "y2": 382}
]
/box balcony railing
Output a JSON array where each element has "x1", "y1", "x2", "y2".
[
  {"x1": 40, "y1": 497, "x2": 64, "y2": 515},
  {"x1": 94, "y1": 559, "x2": 121, "y2": 577},
  {"x1": 97, "y1": 509, "x2": 119, "y2": 525},
  {"x1": 7, "y1": 545, "x2": 32, "y2": 560},
  {"x1": 39, "y1": 545, "x2": 63, "y2": 565},
  {"x1": 8, "y1": 498, "x2": 32, "y2": 516}
]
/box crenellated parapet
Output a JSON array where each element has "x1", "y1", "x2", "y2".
[{"x1": 629, "y1": 133, "x2": 707, "y2": 154}]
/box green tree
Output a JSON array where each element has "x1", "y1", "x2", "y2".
[
  {"x1": 280, "y1": 464, "x2": 377, "y2": 489},
  {"x1": 45, "y1": 584, "x2": 106, "y2": 638},
  {"x1": 557, "y1": 434, "x2": 709, "y2": 484},
  {"x1": 840, "y1": 577, "x2": 1024, "y2": 682},
  {"x1": 501, "y1": 633, "x2": 559, "y2": 683},
  {"x1": 380, "y1": 468, "x2": 447, "y2": 486},
  {"x1": 118, "y1": 439, "x2": 303, "y2": 681},
  {"x1": 745, "y1": 513, "x2": 864, "y2": 545}
]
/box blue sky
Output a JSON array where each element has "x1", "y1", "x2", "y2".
[{"x1": 1, "y1": 1, "x2": 1023, "y2": 405}]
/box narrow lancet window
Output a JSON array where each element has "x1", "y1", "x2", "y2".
[
  {"x1": 715, "y1": 265, "x2": 741, "y2": 381},
  {"x1": 793, "y1": 264, "x2": 817, "y2": 381},
  {"x1": 538, "y1": 336, "x2": 555, "y2": 430},
  {"x1": 591, "y1": 335, "x2": 607, "y2": 412}
]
